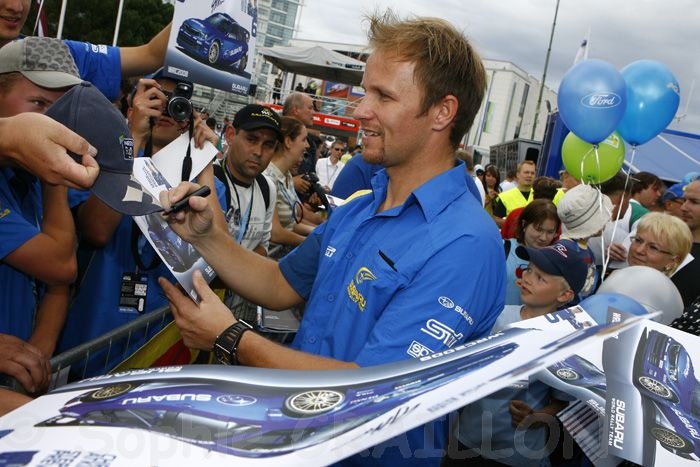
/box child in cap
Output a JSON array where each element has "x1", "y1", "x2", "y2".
[{"x1": 448, "y1": 240, "x2": 588, "y2": 467}]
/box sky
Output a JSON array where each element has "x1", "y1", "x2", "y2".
[{"x1": 296, "y1": 0, "x2": 700, "y2": 135}]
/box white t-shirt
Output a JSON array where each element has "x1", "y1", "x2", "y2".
[{"x1": 315, "y1": 157, "x2": 345, "y2": 191}]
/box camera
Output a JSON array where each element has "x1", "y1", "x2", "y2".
[
  {"x1": 301, "y1": 172, "x2": 331, "y2": 213},
  {"x1": 163, "y1": 82, "x2": 193, "y2": 121}
]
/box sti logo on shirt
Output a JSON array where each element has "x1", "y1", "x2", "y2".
[{"x1": 421, "y1": 319, "x2": 463, "y2": 348}]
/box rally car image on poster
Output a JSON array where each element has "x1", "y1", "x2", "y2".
[
  {"x1": 633, "y1": 328, "x2": 700, "y2": 460},
  {"x1": 176, "y1": 12, "x2": 250, "y2": 72},
  {"x1": 547, "y1": 354, "x2": 607, "y2": 399},
  {"x1": 37, "y1": 340, "x2": 519, "y2": 458}
]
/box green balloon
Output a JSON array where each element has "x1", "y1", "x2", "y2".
[{"x1": 562, "y1": 131, "x2": 625, "y2": 183}]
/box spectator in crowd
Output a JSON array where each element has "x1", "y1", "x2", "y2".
[
  {"x1": 294, "y1": 82, "x2": 304, "y2": 92},
  {"x1": 500, "y1": 168, "x2": 517, "y2": 191},
  {"x1": 0, "y1": 0, "x2": 172, "y2": 103},
  {"x1": 626, "y1": 212, "x2": 692, "y2": 277},
  {"x1": 159, "y1": 11, "x2": 505, "y2": 466},
  {"x1": 503, "y1": 199, "x2": 561, "y2": 305},
  {"x1": 282, "y1": 92, "x2": 318, "y2": 194},
  {"x1": 483, "y1": 163, "x2": 501, "y2": 215},
  {"x1": 315, "y1": 139, "x2": 346, "y2": 193},
  {"x1": 0, "y1": 37, "x2": 81, "y2": 396},
  {"x1": 210, "y1": 104, "x2": 280, "y2": 315},
  {"x1": 446, "y1": 240, "x2": 587, "y2": 467},
  {"x1": 272, "y1": 73, "x2": 282, "y2": 104},
  {"x1": 501, "y1": 176, "x2": 560, "y2": 239},
  {"x1": 55, "y1": 71, "x2": 225, "y2": 376},
  {"x1": 330, "y1": 150, "x2": 382, "y2": 199},
  {"x1": 456, "y1": 148, "x2": 485, "y2": 206},
  {"x1": 264, "y1": 116, "x2": 315, "y2": 259},
  {"x1": 557, "y1": 184, "x2": 614, "y2": 302},
  {"x1": 558, "y1": 168, "x2": 581, "y2": 192},
  {"x1": 630, "y1": 171, "x2": 664, "y2": 211},
  {"x1": 589, "y1": 171, "x2": 649, "y2": 272},
  {"x1": 492, "y1": 160, "x2": 537, "y2": 227},
  {"x1": 662, "y1": 182, "x2": 687, "y2": 218},
  {"x1": 670, "y1": 179, "x2": 700, "y2": 310},
  {"x1": 214, "y1": 104, "x2": 278, "y2": 257}
]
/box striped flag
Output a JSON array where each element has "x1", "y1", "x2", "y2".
[{"x1": 33, "y1": 0, "x2": 49, "y2": 37}]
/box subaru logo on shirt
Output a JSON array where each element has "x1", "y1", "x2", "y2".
[
  {"x1": 581, "y1": 92, "x2": 622, "y2": 109},
  {"x1": 438, "y1": 296, "x2": 455, "y2": 309}
]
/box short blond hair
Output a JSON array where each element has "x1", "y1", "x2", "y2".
[
  {"x1": 636, "y1": 212, "x2": 693, "y2": 275},
  {"x1": 366, "y1": 10, "x2": 486, "y2": 149}
]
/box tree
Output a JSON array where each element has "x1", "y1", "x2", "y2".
[{"x1": 22, "y1": 0, "x2": 173, "y2": 46}]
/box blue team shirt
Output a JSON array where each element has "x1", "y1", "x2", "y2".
[
  {"x1": 279, "y1": 161, "x2": 506, "y2": 466},
  {"x1": 65, "y1": 40, "x2": 121, "y2": 101},
  {"x1": 0, "y1": 169, "x2": 42, "y2": 340}
]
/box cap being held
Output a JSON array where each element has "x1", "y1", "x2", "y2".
[
  {"x1": 0, "y1": 37, "x2": 82, "y2": 89},
  {"x1": 45, "y1": 82, "x2": 162, "y2": 216},
  {"x1": 516, "y1": 240, "x2": 588, "y2": 296},
  {"x1": 233, "y1": 104, "x2": 283, "y2": 142}
]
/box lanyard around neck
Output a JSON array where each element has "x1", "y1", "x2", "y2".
[{"x1": 223, "y1": 160, "x2": 255, "y2": 244}]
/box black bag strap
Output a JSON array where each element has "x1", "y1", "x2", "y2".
[{"x1": 214, "y1": 161, "x2": 270, "y2": 211}]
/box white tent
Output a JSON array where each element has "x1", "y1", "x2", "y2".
[{"x1": 258, "y1": 45, "x2": 365, "y2": 86}]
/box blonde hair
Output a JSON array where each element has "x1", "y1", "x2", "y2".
[
  {"x1": 636, "y1": 212, "x2": 693, "y2": 275},
  {"x1": 366, "y1": 10, "x2": 486, "y2": 148}
]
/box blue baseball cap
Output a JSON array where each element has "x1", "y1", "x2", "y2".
[
  {"x1": 662, "y1": 182, "x2": 686, "y2": 202},
  {"x1": 516, "y1": 240, "x2": 588, "y2": 295}
]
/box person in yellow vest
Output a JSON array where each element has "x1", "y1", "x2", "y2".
[{"x1": 492, "y1": 160, "x2": 536, "y2": 227}]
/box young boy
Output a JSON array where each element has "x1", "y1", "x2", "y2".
[{"x1": 446, "y1": 240, "x2": 588, "y2": 467}]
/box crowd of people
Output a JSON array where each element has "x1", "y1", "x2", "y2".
[{"x1": 1, "y1": 2, "x2": 700, "y2": 466}]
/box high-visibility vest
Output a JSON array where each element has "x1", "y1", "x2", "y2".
[{"x1": 498, "y1": 187, "x2": 533, "y2": 215}]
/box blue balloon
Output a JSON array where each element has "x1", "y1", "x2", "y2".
[
  {"x1": 558, "y1": 59, "x2": 627, "y2": 144},
  {"x1": 579, "y1": 292, "x2": 648, "y2": 324},
  {"x1": 617, "y1": 60, "x2": 680, "y2": 146}
]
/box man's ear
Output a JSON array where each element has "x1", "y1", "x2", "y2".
[{"x1": 432, "y1": 94, "x2": 458, "y2": 132}]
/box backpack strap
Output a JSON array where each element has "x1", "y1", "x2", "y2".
[{"x1": 255, "y1": 172, "x2": 270, "y2": 210}]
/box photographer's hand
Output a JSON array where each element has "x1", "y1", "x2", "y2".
[
  {"x1": 128, "y1": 78, "x2": 167, "y2": 146},
  {"x1": 293, "y1": 174, "x2": 311, "y2": 194},
  {"x1": 191, "y1": 113, "x2": 220, "y2": 150}
]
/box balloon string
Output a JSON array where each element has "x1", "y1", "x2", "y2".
[
  {"x1": 601, "y1": 144, "x2": 637, "y2": 279},
  {"x1": 579, "y1": 145, "x2": 596, "y2": 184}
]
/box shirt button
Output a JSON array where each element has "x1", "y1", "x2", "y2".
[
  {"x1": 345, "y1": 252, "x2": 353, "y2": 259},
  {"x1": 327, "y1": 294, "x2": 335, "y2": 302},
  {"x1": 308, "y1": 336, "x2": 317, "y2": 344}
]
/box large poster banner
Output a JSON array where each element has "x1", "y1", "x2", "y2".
[
  {"x1": 0, "y1": 308, "x2": 645, "y2": 466},
  {"x1": 164, "y1": 0, "x2": 255, "y2": 95},
  {"x1": 603, "y1": 319, "x2": 700, "y2": 466}
]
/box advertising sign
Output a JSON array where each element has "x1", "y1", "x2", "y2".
[
  {"x1": 0, "y1": 309, "x2": 645, "y2": 466},
  {"x1": 164, "y1": 0, "x2": 256, "y2": 95}
]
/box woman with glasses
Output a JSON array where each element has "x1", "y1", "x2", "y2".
[
  {"x1": 504, "y1": 199, "x2": 561, "y2": 304},
  {"x1": 626, "y1": 212, "x2": 692, "y2": 276}
]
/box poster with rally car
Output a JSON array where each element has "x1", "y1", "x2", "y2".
[
  {"x1": 0, "y1": 310, "x2": 644, "y2": 466},
  {"x1": 603, "y1": 320, "x2": 700, "y2": 466},
  {"x1": 164, "y1": 0, "x2": 256, "y2": 96}
]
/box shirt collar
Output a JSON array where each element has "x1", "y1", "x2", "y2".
[{"x1": 369, "y1": 160, "x2": 469, "y2": 222}]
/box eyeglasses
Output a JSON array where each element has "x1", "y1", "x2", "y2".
[
  {"x1": 332, "y1": 147, "x2": 344, "y2": 152},
  {"x1": 630, "y1": 235, "x2": 673, "y2": 256}
]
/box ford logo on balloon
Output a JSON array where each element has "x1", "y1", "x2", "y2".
[
  {"x1": 581, "y1": 92, "x2": 622, "y2": 109},
  {"x1": 558, "y1": 59, "x2": 627, "y2": 144}
]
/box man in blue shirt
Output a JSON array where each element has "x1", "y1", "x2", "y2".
[
  {"x1": 0, "y1": 0, "x2": 171, "y2": 101},
  {"x1": 160, "y1": 11, "x2": 505, "y2": 467}
]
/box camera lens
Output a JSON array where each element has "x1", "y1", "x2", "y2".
[{"x1": 167, "y1": 96, "x2": 193, "y2": 122}]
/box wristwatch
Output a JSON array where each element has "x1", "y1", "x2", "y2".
[{"x1": 213, "y1": 321, "x2": 253, "y2": 365}]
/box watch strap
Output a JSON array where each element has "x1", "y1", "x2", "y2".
[{"x1": 213, "y1": 320, "x2": 253, "y2": 365}]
